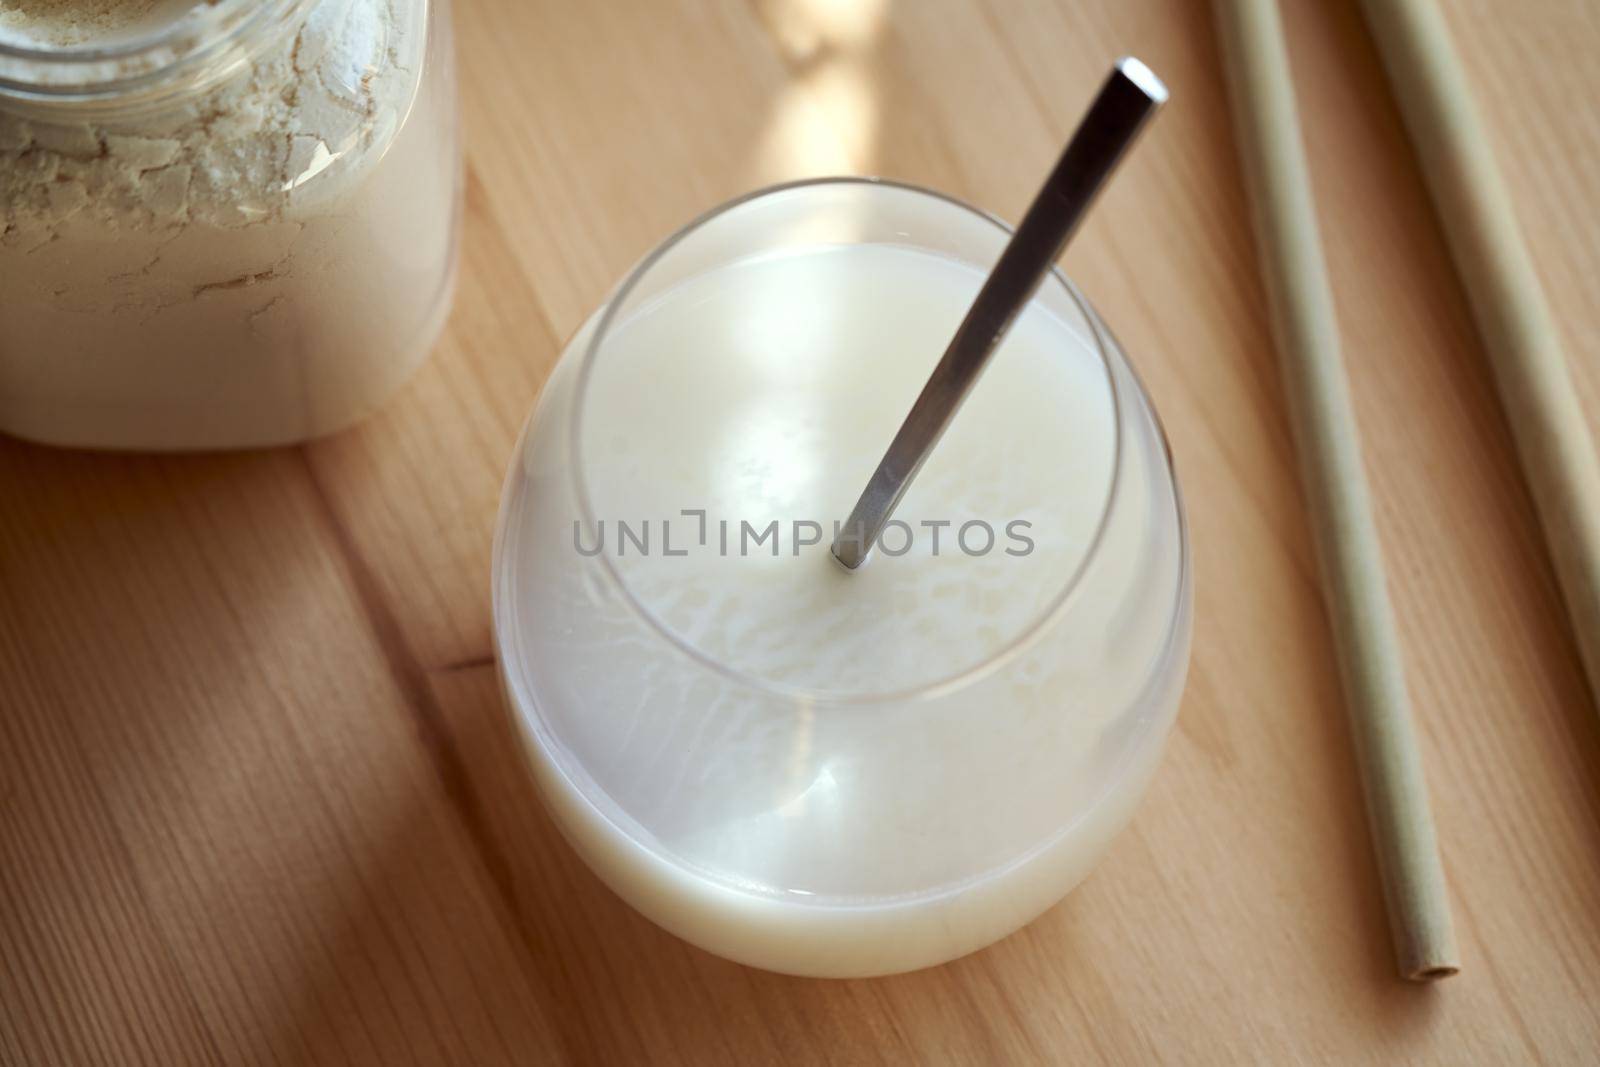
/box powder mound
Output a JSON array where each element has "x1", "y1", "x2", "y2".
[
  {"x1": 0, "y1": 0, "x2": 456, "y2": 449},
  {"x1": 1, "y1": 0, "x2": 403, "y2": 240},
  {"x1": 0, "y1": 0, "x2": 214, "y2": 47}
]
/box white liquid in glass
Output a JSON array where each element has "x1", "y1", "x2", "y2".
[
  {"x1": 588, "y1": 244, "x2": 1116, "y2": 694},
  {"x1": 495, "y1": 226, "x2": 1189, "y2": 977}
]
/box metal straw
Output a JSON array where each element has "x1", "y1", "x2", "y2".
[{"x1": 831, "y1": 57, "x2": 1167, "y2": 570}]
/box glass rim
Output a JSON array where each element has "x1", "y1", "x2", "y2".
[
  {"x1": 566, "y1": 175, "x2": 1171, "y2": 706},
  {"x1": 0, "y1": 0, "x2": 311, "y2": 103}
]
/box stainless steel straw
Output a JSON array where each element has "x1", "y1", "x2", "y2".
[{"x1": 831, "y1": 57, "x2": 1167, "y2": 570}]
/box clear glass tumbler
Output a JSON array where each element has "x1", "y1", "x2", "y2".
[{"x1": 493, "y1": 179, "x2": 1192, "y2": 977}]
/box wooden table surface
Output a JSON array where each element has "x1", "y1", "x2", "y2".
[{"x1": 5, "y1": 0, "x2": 1600, "y2": 1062}]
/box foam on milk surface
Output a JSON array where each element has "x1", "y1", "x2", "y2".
[{"x1": 580, "y1": 243, "x2": 1118, "y2": 695}]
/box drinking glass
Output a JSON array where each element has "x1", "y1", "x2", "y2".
[{"x1": 492, "y1": 178, "x2": 1192, "y2": 977}]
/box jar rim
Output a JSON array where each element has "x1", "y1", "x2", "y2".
[
  {"x1": 555, "y1": 176, "x2": 1188, "y2": 706},
  {"x1": 0, "y1": 0, "x2": 314, "y2": 105}
]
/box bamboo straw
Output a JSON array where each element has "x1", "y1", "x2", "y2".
[
  {"x1": 1357, "y1": 0, "x2": 1600, "y2": 715},
  {"x1": 1213, "y1": 0, "x2": 1460, "y2": 981}
]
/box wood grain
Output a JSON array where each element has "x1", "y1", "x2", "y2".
[{"x1": 4, "y1": 0, "x2": 1600, "y2": 1062}]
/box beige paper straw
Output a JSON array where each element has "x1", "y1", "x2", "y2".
[
  {"x1": 1213, "y1": 0, "x2": 1460, "y2": 981},
  {"x1": 1357, "y1": 0, "x2": 1600, "y2": 714}
]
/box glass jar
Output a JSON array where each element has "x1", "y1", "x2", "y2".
[
  {"x1": 492, "y1": 180, "x2": 1193, "y2": 977},
  {"x1": 0, "y1": 0, "x2": 459, "y2": 449}
]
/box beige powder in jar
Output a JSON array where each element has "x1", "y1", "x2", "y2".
[
  {"x1": 0, "y1": 0, "x2": 459, "y2": 449},
  {"x1": 0, "y1": 2, "x2": 212, "y2": 46}
]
